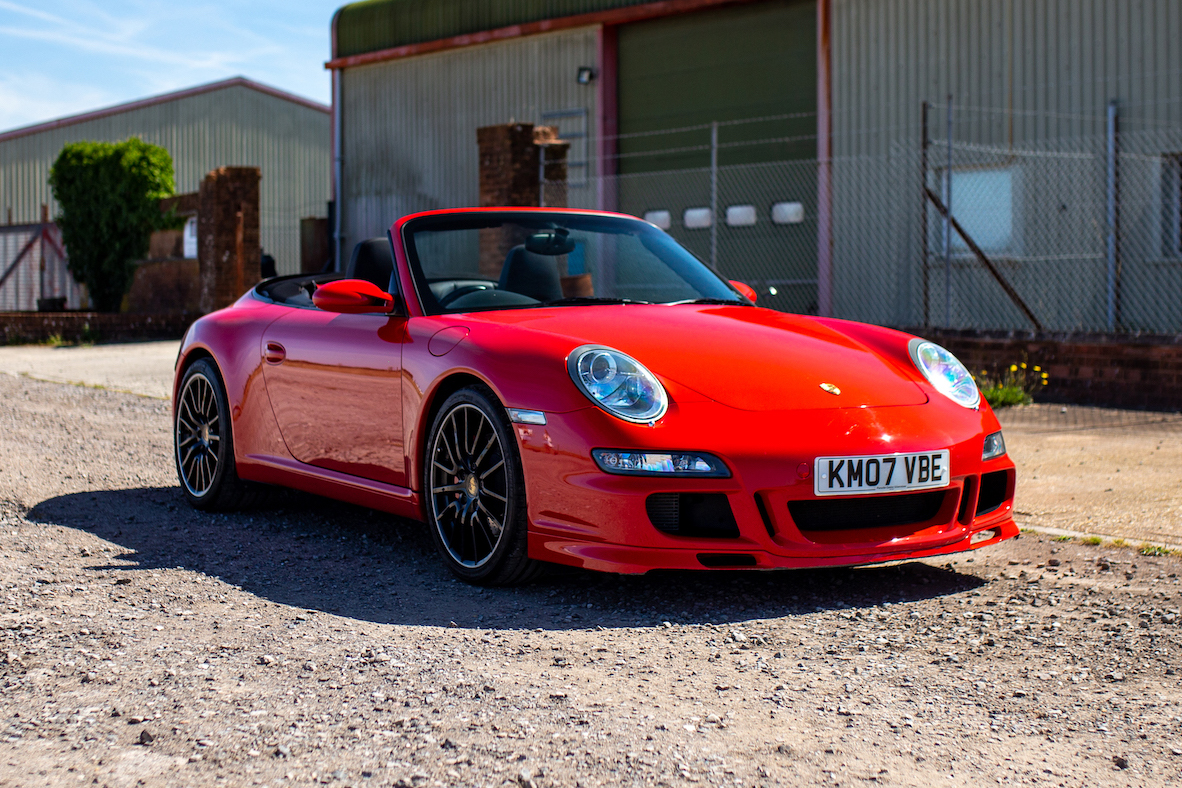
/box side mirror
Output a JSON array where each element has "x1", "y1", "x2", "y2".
[
  {"x1": 729, "y1": 280, "x2": 758, "y2": 303},
  {"x1": 312, "y1": 279, "x2": 396, "y2": 313}
]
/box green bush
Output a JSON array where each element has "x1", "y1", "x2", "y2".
[{"x1": 48, "y1": 139, "x2": 176, "y2": 312}]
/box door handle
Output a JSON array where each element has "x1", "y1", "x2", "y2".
[{"x1": 264, "y1": 342, "x2": 286, "y2": 364}]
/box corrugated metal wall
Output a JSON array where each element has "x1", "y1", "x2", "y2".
[
  {"x1": 828, "y1": 0, "x2": 1182, "y2": 332},
  {"x1": 0, "y1": 84, "x2": 331, "y2": 276},
  {"x1": 832, "y1": 0, "x2": 1182, "y2": 154},
  {"x1": 340, "y1": 25, "x2": 599, "y2": 248}
]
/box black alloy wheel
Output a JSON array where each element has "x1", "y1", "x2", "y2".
[
  {"x1": 426, "y1": 386, "x2": 538, "y2": 585},
  {"x1": 174, "y1": 358, "x2": 257, "y2": 510}
]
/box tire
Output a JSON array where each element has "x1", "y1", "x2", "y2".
[
  {"x1": 425, "y1": 386, "x2": 541, "y2": 586},
  {"x1": 174, "y1": 358, "x2": 261, "y2": 511}
]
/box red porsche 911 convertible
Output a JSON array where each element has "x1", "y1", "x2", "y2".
[{"x1": 173, "y1": 207, "x2": 1017, "y2": 585}]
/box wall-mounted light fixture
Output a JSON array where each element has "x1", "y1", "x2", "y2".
[{"x1": 577, "y1": 66, "x2": 598, "y2": 85}]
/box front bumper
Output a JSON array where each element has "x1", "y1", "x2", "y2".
[{"x1": 516, "y1": 398, "x2": 1018, "y2": 574}]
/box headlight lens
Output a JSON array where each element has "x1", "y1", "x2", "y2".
[
  {"x1": 908, "y1": 339, "x2": 980, "y2": 409},
  {"x1": 567, "y1": 345, "x2": 668, "y2": 423},
  {"x1": 982, "y1": 431, "x2": 1006, "y2": 460},
  {"x1": 591, "y1": 449, "x2": 730, "y2": 477}
]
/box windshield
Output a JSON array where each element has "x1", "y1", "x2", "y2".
[{"x1": 402, "y1": 212, "x2": 745, "y2": 315}]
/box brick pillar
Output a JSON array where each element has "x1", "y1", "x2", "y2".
[
  {"x1": 476, "y1": 124, "x2": 569, "y2": 278},
  {"x1": 198, "y1": 167, "x2": 261, "y2": 313}
]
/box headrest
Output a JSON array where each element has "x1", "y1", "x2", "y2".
[
  {"x1": 346, "y1": 238, "x2": 395, "y2": 292},
  {"x1": 498, "y1": 246, "x2": 563, "y2": 303}
]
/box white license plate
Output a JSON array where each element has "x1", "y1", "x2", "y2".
[{"x1": 814, "y1": 450, "x2": 951, "y2": 496}]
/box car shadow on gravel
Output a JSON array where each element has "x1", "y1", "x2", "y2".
[{"x1": 29, "y1": 486, "x2": 986, "y2": 630}]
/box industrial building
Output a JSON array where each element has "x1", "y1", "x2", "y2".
[
  {"x1": 328, "y1": 0, "x2": 1182, "y2": 334},
  {"x1": 0, "y1": 77, "x2": 331, "y2": 290}
]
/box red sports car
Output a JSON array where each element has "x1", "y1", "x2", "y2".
[{"x1": 173, "y1": 208, "x2": 1017, "y2": 585}]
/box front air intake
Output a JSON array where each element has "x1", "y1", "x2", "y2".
[
  {"x1": 645, "y1": 493, "x2": 739, "y2": 538},
  {"x1": 788, "y1": 490, "x2": 946, "y2": 532}
]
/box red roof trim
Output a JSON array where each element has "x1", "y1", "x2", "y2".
[
  {"x1": 0, "y1": 77, "x2": 330, "y2": 144},
  {"x1": 325, "y1": 0, "x2": 756, "y2": 70}
]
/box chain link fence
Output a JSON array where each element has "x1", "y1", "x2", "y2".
[{"x1": 555, "y1": 106, "x2": 1182, "y2": 335}]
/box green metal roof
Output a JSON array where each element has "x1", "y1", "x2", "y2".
[{"x1": 334, "y1": 0, "x2": 653, "y2": 58}]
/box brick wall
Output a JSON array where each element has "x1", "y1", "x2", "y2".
[
  {"x1": 915, "y1": 328, "x2": 1182, "y2": 412},
  {"x1": 475, "y1": 124, "x2": 569, "y2": 278},
  {"x1": 0, "y1": 312, "x2": 194, "y2": 345},
  {"x1": 198, "y1": 167, "x2": 260, "y2": 313}
]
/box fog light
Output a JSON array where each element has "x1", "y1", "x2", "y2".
[
  {"x1": 592, "y1": 449, "x2": 730, "y2": 477},
  {"x1": 970, "y1": 528, "x2": 999, "y2": 545},
  {"x1": 982, "y1": 431, "x2": 1006, "y2": 460}
]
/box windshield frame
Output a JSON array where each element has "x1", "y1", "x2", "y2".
[{"x1": 399, "y1": 209, "x2": 746, "y2": 316}]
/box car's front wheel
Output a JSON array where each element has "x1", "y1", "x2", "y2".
[
  {"x1": 425, "y1": 386, "x2": 539, "y2": 585},
  {"x1": 174, "y1": 358, "x2": 258, "y2": 511}
]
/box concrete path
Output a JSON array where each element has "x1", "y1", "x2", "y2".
[
  {"x1": 998, "y1": 403, "x2": 1182, "y2": 547},
  {"x1": 0, "y1": 340, "x2": 180, "y2": 399}
]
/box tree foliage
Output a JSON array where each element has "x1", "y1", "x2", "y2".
[{"x1": 48, "y1": 139, "x2": 176, "y2": 312}]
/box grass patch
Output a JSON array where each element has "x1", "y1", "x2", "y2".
[
  {"x1": 1053, "y1": 534, "x2": 1074, "y2": 542},
  {"x1": 1110, "y1": 538, "x2": 1128, "y2": 548},
  {"x1": 1140, "y1": 543, "x2": 1173, "y2": 557},
  {"x1": 1082, "y1": 536, "x2": 1103, "y2": 546},
  {"x1": 43, "y1": 333, "x2": 67, "y2": 347},
  {"x1": 979, "y1": 381, "x2": 1032, "y2": 408}
]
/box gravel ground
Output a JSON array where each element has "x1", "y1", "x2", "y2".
[{"x1": 2, "y1": 372, "x2": 1181, "y2": 788}]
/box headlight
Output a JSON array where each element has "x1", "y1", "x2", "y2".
[
  {"x1": 567, "y1": 345, "x2": 668, "y2": 423},
  {"x1": 591, "y1": 449, "x2": 730, "y2": 477},
  {"x1": 908, "y1": 339, "x2": 980, "y2": 409},
  {"x1": 982, "y1": 431, "x2": 1006, "y2": 460}
]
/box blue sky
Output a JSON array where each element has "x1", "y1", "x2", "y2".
[{"x1": 0, "y1": 0, "x2": 342, "y2": 132}]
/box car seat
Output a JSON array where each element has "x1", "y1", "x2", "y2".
[
  {"x1": 498, "y1": 246, "x2": 563, "y2": 303},
  {"x1": 346, "y1": 238, "x2": 396, "y2": 294}
]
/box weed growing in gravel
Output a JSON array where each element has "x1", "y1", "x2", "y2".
[
  {"x1": 1111, "y1": 538, "x2": 1128, "y2": 548},
  {"x1": 1139, "y1": 543, "x2": 1173, "y2": 557},
  {"x1": 1082, "y1": 536, "x2": 1103, "y2": 545},
  {"x1": 44, "y1": 333, "x2": 67, "y2": 348},
  {"x1": 973, "y1": 360, "x2": 1049, "y2": 408},
  {"x1": 1054, "y1": 535, "x2": 1074, "y2": 542}
]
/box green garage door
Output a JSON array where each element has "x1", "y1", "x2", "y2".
[{"x1": 617, "y1": 0, "x2": 817, "y2": 312}]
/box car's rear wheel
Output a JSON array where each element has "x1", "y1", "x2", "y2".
[
  {"x1": 425, "y1": 386, "x2": 540, "y2": 585},
  {"x1": 175, "y1": 358, "x2": 259, "y2": 511}
]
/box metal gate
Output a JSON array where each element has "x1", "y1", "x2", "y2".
[{"x1": 0, "y1": 222, "x2": 85, "y2": 311}]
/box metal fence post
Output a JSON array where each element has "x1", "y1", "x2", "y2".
[
  {"x1": 944, "y1": 96, "x2": 953, "y2": 327},
  {"x1": 538, "y1": 142, "x2": 547, "y2": 208},
  {"x1": 1106, "y1": 99, "x2": 1120, "y2": 330},
  {"x1": 710, "y1": 121, "x2": 719, "y2": 269},
  {"x1": 921, "y1": 101, "x2": 930, "y2": 328}
]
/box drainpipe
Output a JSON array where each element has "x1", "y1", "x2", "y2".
[
  {"x1": 330, "y1": 8, "x2": 344, "y2": 272},
  {"x1": 815, "y1": 0, "x2": 833, "y2": 317}
]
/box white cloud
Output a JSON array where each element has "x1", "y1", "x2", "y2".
[
  {"x1": 0, "y1": 71, "x2": 117, "y2": 131},
  {"x1": 0, "y1": 0, "x2": 335, "y2": 129}
]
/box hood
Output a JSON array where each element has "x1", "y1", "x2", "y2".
[{"x1": 469, "y1": 305, "x2": 927, "y2": 411}]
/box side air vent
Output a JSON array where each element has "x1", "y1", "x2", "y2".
[
  {"x1": 645, "y1": 493, "x2": 740, "y2": 538},
  {"x1": 976, "y1": 471, "x2": 1009, "y2": 515}
]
